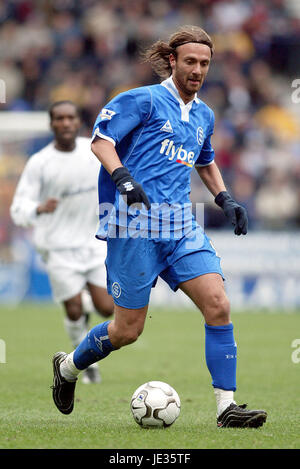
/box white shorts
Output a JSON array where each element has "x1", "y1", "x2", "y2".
[{"x1": 45, "y1": 245, "x2": 107, "y2": 303}]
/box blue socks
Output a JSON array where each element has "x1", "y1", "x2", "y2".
[
  {"x1": 205, "y1": 323, "x2": 237, "y2": 391},
  {"x1": 73, "y1": 320, "x2": 115, "y2": 370},
  {"x1": 72, "y1": 320, "x2": 237, "y2": 392}
]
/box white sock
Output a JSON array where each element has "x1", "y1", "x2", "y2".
[
  {"x1": 214, "y1": 388, "x2": 236, "y2": 416},
  {"x1": 64, "y1": 315, "x2": 88, "y2": 348},
  {"x1": 60, "y1": 351, "x2": 81, "y2": 382}
]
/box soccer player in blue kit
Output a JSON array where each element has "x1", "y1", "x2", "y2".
[{"x1": 52, "y1": 26, "x2": 267, "y2": 428}]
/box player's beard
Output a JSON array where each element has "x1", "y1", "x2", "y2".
[
  {"x1": 184, "y1": 74, "x2": 204, "y2": 95},
  {"x1": 174, "y1": 71, "x2": 203, "y2": 100}
]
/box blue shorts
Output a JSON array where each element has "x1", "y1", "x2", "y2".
[{"x1": 106, "y1": 228, "x2": 224, "y2": 309}]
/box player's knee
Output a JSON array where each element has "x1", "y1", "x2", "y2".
[
  {"x1": 112, "y1": 324, "x2": 143, "y2": 348},
  {"x1": 205, "y1": 293, "x2": 230, "y2": 325},
  {"x1": 122, "y1": 328, "x2": 141, "y2": 346},
  {"x1": 124, "y1": 330, "x2": 140, "y2": 346}
]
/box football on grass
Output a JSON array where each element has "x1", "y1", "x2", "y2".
[{"x1": 130, "y1": 381, "x2": 181, "y2": 428}]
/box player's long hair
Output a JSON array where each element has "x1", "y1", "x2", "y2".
[{"x1": 143, "y1": 25, "x2": 214, "y2": 79}]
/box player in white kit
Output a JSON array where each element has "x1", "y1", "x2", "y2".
[{"x1": 10, "y1": 101, "x2": 114, "y2": 383}]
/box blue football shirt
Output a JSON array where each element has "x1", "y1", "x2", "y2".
[{"x1": 92, "y1": 76, "x2": 215, "y2": 239}]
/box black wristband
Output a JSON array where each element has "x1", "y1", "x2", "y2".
[
  {"x1": 111, "y1": 166, "x2": 131, "y2": 184},
  {"x1": 214, "y1": 191, "x2": 232, "y2": 208}
]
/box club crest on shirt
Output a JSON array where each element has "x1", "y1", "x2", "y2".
[{"x1": 197, "y1": 126, "x2": 204, "y2": 145}]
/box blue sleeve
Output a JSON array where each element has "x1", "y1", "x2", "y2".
[
  {"x1": 92, "y1": 87, "x2": 152, "y2": 146},
  {"x1": 195, "y1": 109, "x2": 215, "y2": 167}
]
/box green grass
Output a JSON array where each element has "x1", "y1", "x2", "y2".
[{"x1": 0, "y1": 303, "x2": 299, "y2": 449}]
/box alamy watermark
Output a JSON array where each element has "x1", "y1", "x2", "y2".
[
  {"x1": 291, "y1": 79, "x2": 300, "y2": 104},
  {"x1": 291, "y1": 339, "x2": 300, "y2": 364},
  {"x1": 97, "y1": 198, "x2": 206, "y2": 249},
  {"x1": 0, "y1": 79, "x2": 6, "y2": 103},
  {"x1": 0, "y1": 339, "x2": 6, "y2": 363}
]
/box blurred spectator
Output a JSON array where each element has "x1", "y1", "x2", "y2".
[
  {"x1": 255, "y1": 168, "x2": 299, "y2": 229},
  {"x1": 0, "y1": 142, "x2": 27, "y2": 261}
]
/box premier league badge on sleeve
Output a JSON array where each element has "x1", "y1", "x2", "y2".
[{"x1": 99, "y1": 108, "x2": 116, "y2": 120}]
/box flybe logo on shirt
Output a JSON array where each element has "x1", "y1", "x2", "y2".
[{"x1": 160, "y1": 139, "x2": 194, "y2": 168}]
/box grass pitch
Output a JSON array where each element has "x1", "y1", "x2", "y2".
[{"x1": 0, "y1": 302, "x2": 299, "y2": 450}]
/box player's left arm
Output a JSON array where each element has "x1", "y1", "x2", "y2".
[
  {"x1": 196, "y1": 161, "x2": 248, "y2": 236},
  {"x1": 196, "y1": 161, "x2": 226, "y2": 197}
]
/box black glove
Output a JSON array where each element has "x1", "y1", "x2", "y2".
[
  {"x1": 111, "y1": 167, "x2": 150, "y2": 209},
  {"x1": 215, "y1": 191, "x2": 248, "y2": 235}
]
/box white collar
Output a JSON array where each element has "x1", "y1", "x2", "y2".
[{"x1": 161, "y1": 76, "x2": 200, "y2": 106}]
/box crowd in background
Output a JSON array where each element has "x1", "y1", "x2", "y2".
[{"x1": 1, "y1": 0, "x2": 300, "y2": 258}]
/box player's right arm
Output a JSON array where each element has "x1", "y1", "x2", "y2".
[
  {"x1": 91, "y1": 88, "x2": 152, "y2": 209},
  {"x1": 92, "y1": 137, "x2": 150, "y2": 209},
  {"x1": 91, "y1": 138, "x2": 122, "y2": 175},
  {"x1": 10, "y1": 156, "x2": 58, "y2": 227}
]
